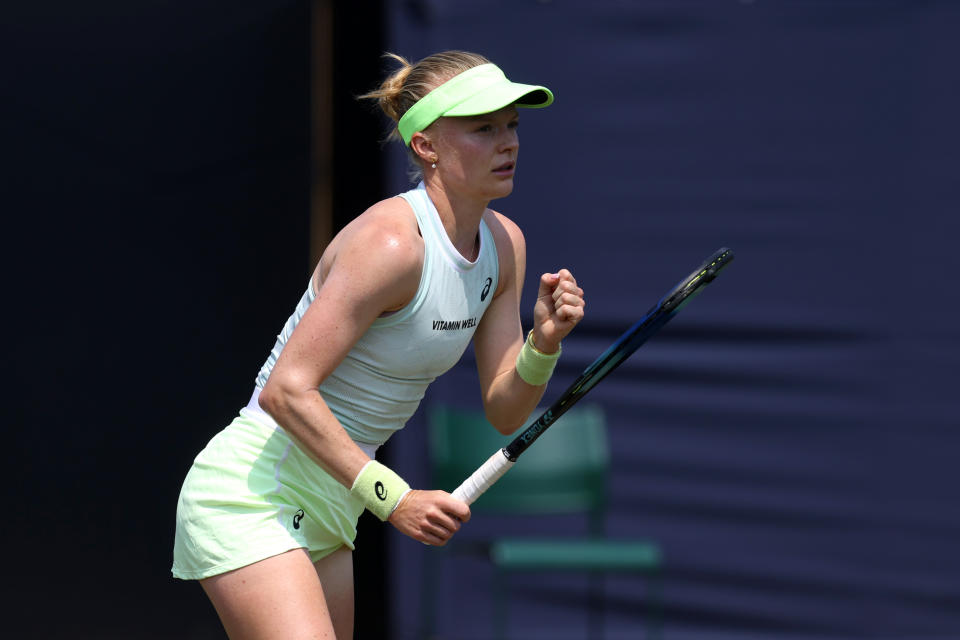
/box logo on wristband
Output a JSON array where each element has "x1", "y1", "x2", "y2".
[{"x1": 375, "y1": 481, "x2": 387, "y2": 501}]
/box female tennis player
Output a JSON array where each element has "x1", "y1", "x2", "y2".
[{"x1": 172, "y1": 50, "x2": 585, "y2": 639}]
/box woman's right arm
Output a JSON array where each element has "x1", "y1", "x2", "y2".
[{"x1": 258, "y1": 200, "x2": 469, "y2": 545}]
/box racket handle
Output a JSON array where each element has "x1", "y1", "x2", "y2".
[{"x1": 451, "y1": 448, "x2": 514, "y2": 505}]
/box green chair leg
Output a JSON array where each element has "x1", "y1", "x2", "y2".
[
  {"x1": 419, "y1": 547, "x2": 442, "y2": 639},
  {"x1": 587, "y1": 572, "x2": 604, "y2": 640},
  {"x1": 646, "y1": 567, "x2": 662, "y2": 640},
  {"x1": 493, "y1": 568, "x2": 508, "y2": 640}
]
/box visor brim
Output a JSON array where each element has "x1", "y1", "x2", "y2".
[{"x1": 443, "y1": 83, "x2": 553, "y2": 117}]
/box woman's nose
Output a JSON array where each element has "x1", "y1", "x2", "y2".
[{"x1": 498, "y1": 128, "x2": 519, "y2": 151}]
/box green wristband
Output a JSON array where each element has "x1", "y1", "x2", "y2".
[
  {"x1": 515, "y1": 330, "x2": 561, "y2": 386},
  {"x1": 350, "y1": 460, "x2": 411, "y2": 521}
]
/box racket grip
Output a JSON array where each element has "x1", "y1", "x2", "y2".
[{"x1": 451, "y1": 448, "x2": 514, "y2": 505}]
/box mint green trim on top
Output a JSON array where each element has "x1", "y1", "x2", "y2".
[{"x1": 398, "y1": 63, "x2": 553, "y2": 145}]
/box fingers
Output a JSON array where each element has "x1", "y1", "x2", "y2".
[
  {"x1": 419, "y1": 495, "x2": 470, "y2": 546},
  {"x1": 540, "y1": 269, "x2": 585, "y2": 322},
  {"x1": 420, "y1": 513, "x2": 461, "y2": 546},
  {"x1": 388, "y1": 490, "x2": 471, "y2": 546},
  {"x1": 445, "y1": 494, "x2": 472, "y2": 523},
  {"x1": 554, "y1": 280, "x2": 585, "y2": 322},
  {"x1": 537, "y1": 271, "x2": 560, "y2": 297}
]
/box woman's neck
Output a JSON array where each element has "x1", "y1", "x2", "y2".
[{"x1": 424, "y1": 179, "x2": 488, "y2": 261}]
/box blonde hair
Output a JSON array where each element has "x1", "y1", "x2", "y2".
[{"x1": 361, "y1": 50, "x2": 492, "y2": 145}]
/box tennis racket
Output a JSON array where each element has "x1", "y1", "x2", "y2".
[{"x1": 451, "y1": 247, "x2": 735, "y2": 504}]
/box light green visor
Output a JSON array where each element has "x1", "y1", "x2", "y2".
[{"x1": 397, "y1": 63, "x2": 553, "y2": 146}]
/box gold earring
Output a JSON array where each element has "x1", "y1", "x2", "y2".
[{"x1": 431, "y1": 157, "x2": 438, "y2": 169}]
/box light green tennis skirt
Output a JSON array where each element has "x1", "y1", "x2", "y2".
[{"x1": 172, "y1": 407, "x2": 366, "y2": 580}]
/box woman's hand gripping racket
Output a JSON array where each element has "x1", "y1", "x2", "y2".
[{"x1": 451, "y1": 247, "x2": 735, "y2": 504}]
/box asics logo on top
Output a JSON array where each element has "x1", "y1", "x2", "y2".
[{"x1": 481, "y1": 277, "x2": 493, "y2": 301}]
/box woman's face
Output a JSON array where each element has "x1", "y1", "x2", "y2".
[{"x1": 427, "y1": 106, "x2": 520, "y2": 202}]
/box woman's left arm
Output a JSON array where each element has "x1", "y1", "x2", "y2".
[{"x1": 473, "y1": 212, "x2": 585, "y2": 434}]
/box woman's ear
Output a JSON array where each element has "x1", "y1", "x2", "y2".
[{"x1": 409, "y1": 132, "x2": 435, "y2": 165}]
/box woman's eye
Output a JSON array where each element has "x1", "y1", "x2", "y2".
[
  {"x1": 476, "y1": 124, "x2": 493, "y2": 133},
  {"x1": 508, "y1": 120, "x2": 520, "y2": 129}
]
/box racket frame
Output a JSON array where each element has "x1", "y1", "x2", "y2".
[{"x1": 450, "y1": 247, "x2": 734, "y2": 504}]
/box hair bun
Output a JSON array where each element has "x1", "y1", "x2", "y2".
[{"x1": 360, "y1": 50, "x2": 491, "y2": 144}]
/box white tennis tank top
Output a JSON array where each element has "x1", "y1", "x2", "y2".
[{"x1": 255, "y1": 183, "x2": 499, "y2": 445}]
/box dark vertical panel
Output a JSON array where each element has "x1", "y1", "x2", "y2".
[
  {"x1": 329, "y1": 4, "x2": 390, "y2": 638},
  {"x1": 5, "y1": 1, "x2": 311, "y2": 636},
  {"x1": 312, "y1": 0, "x2": 334, "y2": 266},
  {"x1": 5, "y1": 0, "x2": 392, "y2": 636}
]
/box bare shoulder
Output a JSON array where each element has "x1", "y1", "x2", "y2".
[
  {"x1": 483, "y1": 208, "x2": 526, "y2": 259},
  {"x1": 317, "y1": 196, "x2": 424, "y2": 310},
  {"x1": 321, "y1": 197, "x2": 422, "y2": 274},
  {"x1": 341, "y1": 197, "x2": 420, "y2": 250},
  {"x1": 483, "y1": 208, "x2": 526, "y2": 297}
]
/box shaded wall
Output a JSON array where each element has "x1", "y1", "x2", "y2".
[{"x1": 382, "y1": 2, "x2": 960, "y2": 639}]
